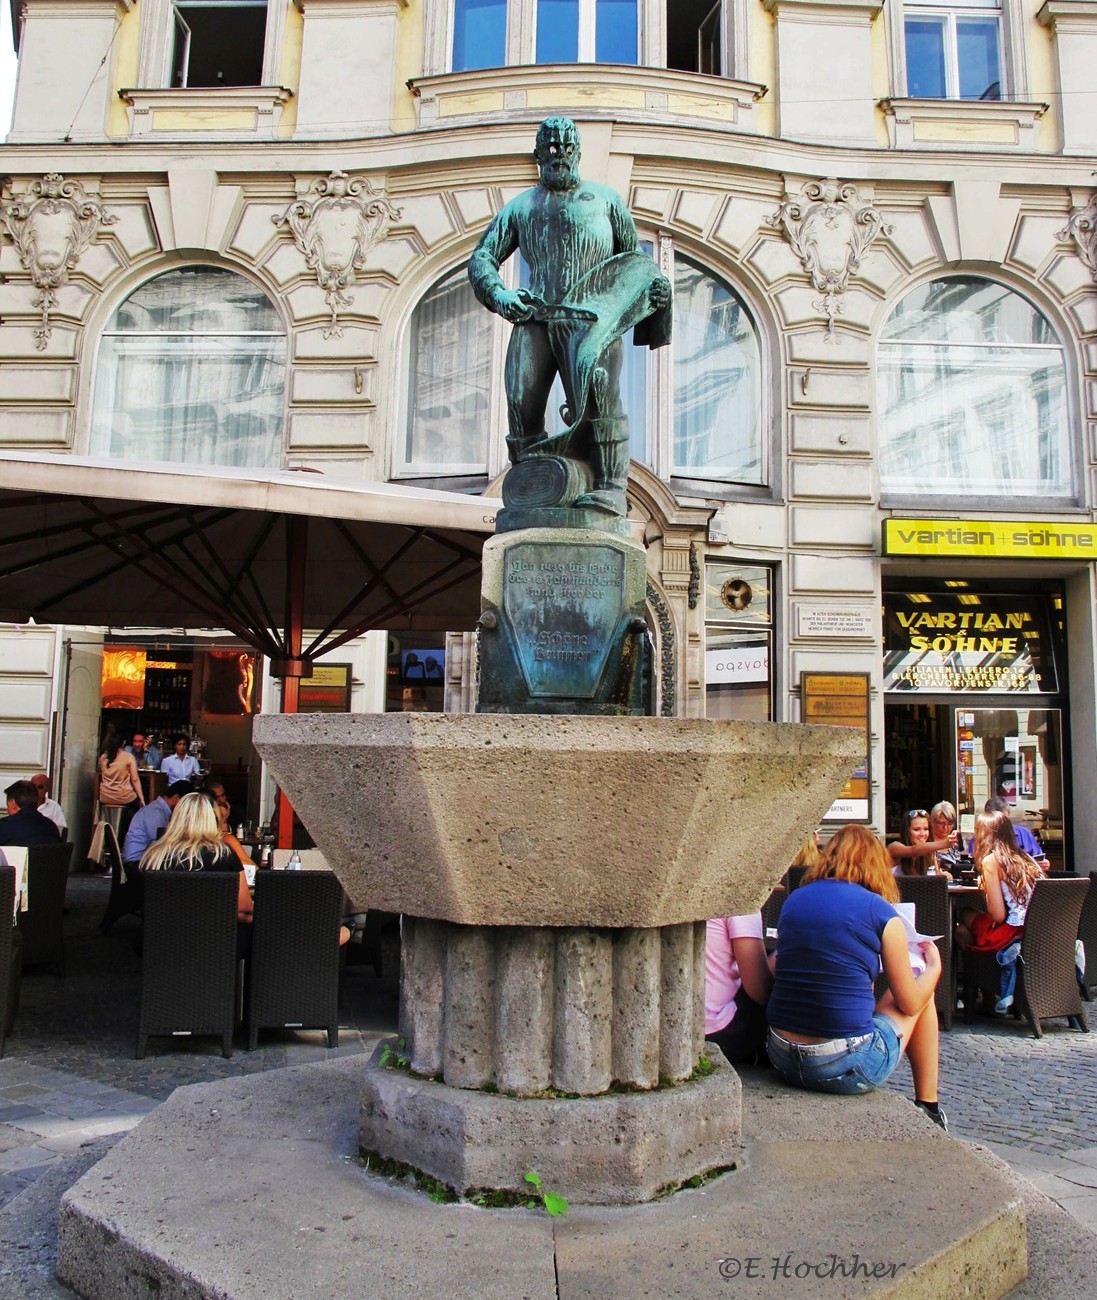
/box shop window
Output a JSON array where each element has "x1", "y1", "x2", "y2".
[
  {"x1": 878, "y1": 278, "x2": 1071, "y2": 502},
  {"x1": 91, "y1": 267, "x2": 286, "y2": 469},
  {"x1": 704, "y1": 562, "x2": 773, "y2": 722},
  {"x1": 400, "y1": 248, "x2": 764, "y2": 489},
  {"x1": 902, "y1": 0, "x2": 1002, "y2": 99},
  {"x1": 170, "y1": 0, "x2": 268, "y2": 87}
]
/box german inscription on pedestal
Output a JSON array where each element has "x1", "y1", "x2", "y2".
[{"x1": 502, "y1": 542, "x2": 626, "y2": 698}]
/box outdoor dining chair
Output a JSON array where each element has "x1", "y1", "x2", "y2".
[
  {"x1": 1, "y1": 865, "x2": 18, "y2": 1057},
  {"x1": 245, "y1": 870, "x2": 342, "y2": 1050},
  {"x1": 136, "y1": 871, "x2": 239, "y2": 1060},
  {"x1": 963, "y1": 876, "x2": 1090, "y2": 1038},
  {"x1": 1077, "y1": 872, "x2": 1097, "y2": 1001},
  {"x1": 897, "y1": 875, "x2": 953, "y2": 1030},
  {"x1": 20, "y1": 842, "x2": 74, "y2": 975}
]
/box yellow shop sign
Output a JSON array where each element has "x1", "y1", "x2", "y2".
[{"x1": 884, "y1": 519, "x2": 1097, "y2": 559}]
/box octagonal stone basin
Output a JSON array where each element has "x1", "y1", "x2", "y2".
[{"x1": 254, "y1": 713, "x2": 861, "y2": 928}]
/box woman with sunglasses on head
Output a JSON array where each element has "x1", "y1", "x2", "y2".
[
  {"x1": 888, "y1": 807, "x2": 957, "y2": 879},
  {"x1": 768, "y1": 824, "x2": 946, "y2": 1129}
]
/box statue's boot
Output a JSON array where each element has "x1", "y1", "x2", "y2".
[{"x1": 574, "y1": 417, "x2": 628, "y2": 516}]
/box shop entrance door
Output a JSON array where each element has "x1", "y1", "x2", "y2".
[
  {"x1": 883, "y1": 702, "x2": 952, "y2": 839},
  {"x1": 955, "y1": 706, "x2": 1066, "y2": 868}
]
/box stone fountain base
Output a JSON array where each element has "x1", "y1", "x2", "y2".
[
  {"x1": 56, "y1": 1056, "x2": 1030, "y2": 1299},
  {"x1": 361, "y1": 1041, "x2": 740, "y2": 1206}
]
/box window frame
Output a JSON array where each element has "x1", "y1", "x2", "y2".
[
  {"x1": 88, "y1": 263, "x2": 289, "y2": 471},
  {"x1": 886, "y1": 0, "x2": 1028, "y2": 102},
  {"x1": 875, "y1": 274, "x2": 1079, "y2": 511},
  {"x1": 425, "y1": 0, "x2": 750, "y2": 80},
  {"x1": 136, "y1": 0, "x2": 289, "y2": 90},
  {"x1": 396, "y1": 237, "x2": 773, "y2": 501}
]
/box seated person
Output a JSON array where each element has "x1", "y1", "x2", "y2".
[
  {"x1": 956, "y1": 810, "x2": 1043, "y2": 1014},
  {"x1": 29, "y1": 774, "x2": 67, "y2": 838},
  {"x1": 125, "y1": 732, "x2": 162, "y2": 771},
  {"x1": 1, "y1": 780, "x2": 62, "y2": 847},
  {"x1": 140, "y1": 792, "x2": 253, "y2": 954},
  {"x1": 160, "y1": 736, "x2": 201, "y2": 785},
  {"x1": 888, "y1": 808, "x2": 955, "y2": 879},
  {"x1": 99, "y1": 780, "x2": 194, "y2": 934},
  {"x1": 967, "y1": 797, "x2": 1049, "y2": 873},
  {"x1": 767, "y1": 824, "x2": 946, "y2": 1130},
  {"x1": 704, "y1": 912, "x2": 773, "y2": 1065}
]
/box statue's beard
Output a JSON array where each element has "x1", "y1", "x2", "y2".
[{"x1": 540, "y1": 160, "x2": 579, "y2": 191}]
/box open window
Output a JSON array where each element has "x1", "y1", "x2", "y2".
[
  {"x1": 667, "y1": 0, "x2": 728, "y2": 76},
  {"x1": 170, "y1": 0, "x2": 268, "y2": 87}
]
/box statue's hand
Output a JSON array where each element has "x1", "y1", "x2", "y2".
[
  {"x1": 649, "y1": 276, "x2": 672, "y2": 311},
  {"x1": 492, "y1": 288, "x2": 537, "y2": 324}
]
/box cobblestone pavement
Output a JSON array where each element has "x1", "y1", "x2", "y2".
[{"x1": 0, "y1": 876, "x2": 1094, "y2": 1294}]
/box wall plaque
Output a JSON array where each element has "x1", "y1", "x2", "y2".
[
  {"x1": 802, "y1": 672, "x2": 871, "y2": 823},
  {"x1": 796, "y1": 604, "x2": 877, "y2": 640}
]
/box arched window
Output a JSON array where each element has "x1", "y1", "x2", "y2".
[
  {"x1": 404, "y1": 267, "x2": 493, "y2": 475},
  {"x1": 878, "y1": 278, "x2": 1071, "y2": 500},
  {"x1": 671, "y1": 254, "x2": 762, "y2": 484},
  {"x1": 400, "y1": 250, "x2": 764, "y2": 489},
  {"x1": 91, "y1": 267, "x2": 286, "y2": 469}
]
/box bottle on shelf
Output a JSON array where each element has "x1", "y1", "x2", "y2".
[{"x1": 287, "y1": 849, "x2": 302, "y2": 871}]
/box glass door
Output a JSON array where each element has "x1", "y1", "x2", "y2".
[{"x1": 955, "y1": 706, "x2": 1064, "y2": 866}]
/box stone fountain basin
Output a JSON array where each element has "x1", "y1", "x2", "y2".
[{"x1": 254, "y1": 712, "x2": 862, "y2": 929}]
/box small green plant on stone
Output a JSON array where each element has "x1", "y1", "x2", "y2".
[
  {"x1": 378, "y1": 1039, "x2": 411, "y2": 1071},
  {"x1": 524, "y1": 1170, "x2": 569, "y2": 1217},
  {"x1": 691, "y1": 1054, "x2": 715, "y2": 1080}
]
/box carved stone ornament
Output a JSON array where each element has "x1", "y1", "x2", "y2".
[
  {"x1": 274, "y1": 171, "x2": 401, "y2": 339},
  {"x1": 767, "y1": 178, "x2": 891, "y2": 340},
  {"x1": 1057, "y1": 185, "x2": 1097, "y2": 282},
  {"x1": 0, "y1": 173, "x2": 117, "y2": 350}
]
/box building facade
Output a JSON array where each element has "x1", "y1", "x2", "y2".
[{"x1": 2, "y1": 0, "x2": 1096, "y2": 860}]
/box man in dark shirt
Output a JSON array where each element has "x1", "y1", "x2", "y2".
[{"x1": 2, "y1": 780, "x2": 62, "y2": 846}]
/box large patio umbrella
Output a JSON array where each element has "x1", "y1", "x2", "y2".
[{"x1": 0, "y1": 452, "x2": 499, "y2": 664}]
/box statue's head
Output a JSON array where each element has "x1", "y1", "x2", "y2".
[{"x1": 534, "y1": 117, "x2": 581, "y2": 193}]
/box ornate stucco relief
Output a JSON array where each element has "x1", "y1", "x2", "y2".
[
  {"x1": 0, "y1": 173, "x2": 117, "y2": 350},
  {"x1": 273, "y1": 171, "x2": 402, "y2": 339},
  {"x1": 1057, "y1": 186, "x2": 1097, "y2": 282},
  {"x1": 767, "y1": 178, "x2": 891, "y2": 340}
]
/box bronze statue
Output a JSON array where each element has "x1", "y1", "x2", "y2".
[{"x1": 469, "y1": 118, "x2": 671, "y2": 518}]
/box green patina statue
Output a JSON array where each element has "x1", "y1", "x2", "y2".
[{"x1": 469, "y1": 117, "x2": 672, "y2": 519}]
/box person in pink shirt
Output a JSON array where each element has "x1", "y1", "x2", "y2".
[{"x1": 704, "y1": 912, "x2": 774, "y2": 1065}]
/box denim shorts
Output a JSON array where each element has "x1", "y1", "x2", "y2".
[{"x1": 767, "y1": 1015, "x2": 903, "y2": 1095}]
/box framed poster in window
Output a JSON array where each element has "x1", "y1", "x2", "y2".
[{"x1": 801, "y1": 672, "x2": 871, "y2": 823}]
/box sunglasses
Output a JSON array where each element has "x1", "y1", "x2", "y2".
[{"x1": 906, "y1": 809, "x2": 928, "y2": 819}]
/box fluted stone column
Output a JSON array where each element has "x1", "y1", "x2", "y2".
[{"x1": 399, "y1": 918, "x2": 707, "y2": 1096}]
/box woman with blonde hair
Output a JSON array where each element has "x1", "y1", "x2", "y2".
[
  {"x1": 956, "y1": 811, "x2": 1043, "y2": 1012},
  {"x1": 140, "y1": 792, "x2": 253, "y2": 930},
  {"x1": 767, "y1": 825, "x2": 946, "y2": 1129}
]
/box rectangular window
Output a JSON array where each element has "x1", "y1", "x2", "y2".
[
  {"x1": 534, "y1": 0, "x2": 637, "y2": 63},
  {"x1": 903, "y1": 0, "x2": 1001, "y2": 99},
  {"x1": 453, "y1": 0, "x2": 508, "y2": 71},
  {"x1": 704, "y1": 563, "x2": 774, "y2": 722},
  {"x1": 667, "y1": 0, "x2": 727, "y2": 76},
  {"x1": 171, "y1": 0, "x2": 267, "y2": 88}
]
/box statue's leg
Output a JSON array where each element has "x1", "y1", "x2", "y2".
[
  {"x1": 575, "y1": 341, "x2": 629, "y2": 517},
  {"x1": 504, "y1": 323, "x2": 556, "y2": 463}
]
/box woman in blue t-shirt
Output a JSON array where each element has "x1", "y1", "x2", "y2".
[{"x1": 767, "y1": 824, "x2": 946, "y2": 1130}]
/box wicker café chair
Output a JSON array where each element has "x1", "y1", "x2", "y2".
[
  {"x1": 896, "y1": 875, "x2": 953, "y2": 1030},
  {"x1": 1, "y1": 865, "x2": 18, "y2": 1057},
  {"x1": 245, "y1": 870, "x2": 343, "y2": 1051},
  {"x1": 786, "y1": 866, "x2": 807, "y2": 893},
  {"x1": 964, "y1": 877, "x2": 1090, "y2": 1038},
  {"x1": 136, "y1": 871, "x2": 239, "y2": 1059},
  {"x1": 1077, "y1": 873, "x2": 1097, "y2": 1001},
  {"x1": 19, "y1": 842, "x2": 74, "y2": 975}
]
